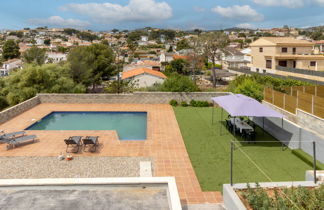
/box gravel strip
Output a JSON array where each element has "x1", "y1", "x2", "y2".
[{"x1": 0, "y1": 157, "x2": 152, "y2": 179}]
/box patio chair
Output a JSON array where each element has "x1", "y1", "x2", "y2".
[
  {"x1": 225, "y1": 120, "x2": 233, "y2": 132},
  {"x1": 246, "y1": 130, "x2": 256, "y2": 143},
  {"x1": 0, "y1": 131, "x2": 25, "y2": 141},
  {"x1": 82, "y1": 136, "x2": 99, "y2": 152},
  {"x1": 6, "y1": 135, "x2": 38, "y2": 150},
  {"x1": 64, "y1": 136, "x2": 82, "y2": 153}
]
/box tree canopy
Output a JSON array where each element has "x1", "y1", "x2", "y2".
[
  {"x1": 68, "y1": 44, "x2": 116, "y2": 89},
  {"x1": 176, "y1": 39, "x2": 191, "y2": 51},
  {"x1": 0, "y1": 64, "x2": 86, "y2": 106},
  {"x1": 2, "y1": 40, "x2": 20, "y2": 60},
  {"x1": 22, "y1": 46, "x2": 47, "y2": 65}
]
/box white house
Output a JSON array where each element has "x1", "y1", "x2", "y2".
[
  {"x1": 159, "y1": 52, "x2": 174, "y2": 63},
  {"x1": 0, "y1": 59, "x2": 22, "y2": 76},
  {"x1": 36, "y1": 38, "x2": 44, "y2": 46},
  {"x1": 121, "y1": 67, "x2": 167, "y2": 88},
  {"x1": 46, "y1": 52, "x2": 67, "y2": 63},
  {"x1": 141, "y1": 36, "x2": 149, "y2": 42}
]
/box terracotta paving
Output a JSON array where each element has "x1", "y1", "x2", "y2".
[{"x1": 0, "y1": 103, "x2": 222, "y2": 204}]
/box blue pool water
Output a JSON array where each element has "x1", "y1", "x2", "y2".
[{"x1": 26, "y1": 112, "x2": 147, "y2": 140}]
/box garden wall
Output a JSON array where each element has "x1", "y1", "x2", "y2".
[
  {"x1": 0, "y1": 92, "x2": 229, "y2": 125},
  {"x1": 0, "y1": 96, "x2": 41, "y2": 125},
  {"x1": 37, "y1": 92, "x2": 229, "y2": 104},
  {"x1": 252, "y1": 109, "x2": 324, "y2": 163}
]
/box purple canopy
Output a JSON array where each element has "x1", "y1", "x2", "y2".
[{"x1": 212, "y1": 94, "x2": 283, "y2": 118}]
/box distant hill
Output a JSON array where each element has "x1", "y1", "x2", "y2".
[{"x1": 303, "y1": 25, "x2": 324, "y2": 31}]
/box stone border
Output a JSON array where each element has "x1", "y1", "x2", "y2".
[
  {"x1": 37, "y1": 92, "x2": 229, "y2": 104},
  {"x1": 223, "y1": 181, "x2": 321, "y2": 210},
  {"x1": 0, "y1": 96, "x2": 40, "y2": 125},
  {"x1": 0, "y1": 177, "x2": 182, "y2": 210}
]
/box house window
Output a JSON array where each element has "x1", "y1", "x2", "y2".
[
  {"x1": 281, "y1": 47, "x2": 288, "y2": 53},
  {"x1": 259, "y1": 47, "x2": 263, "y2": 52},
  {"x1": 310, "y1": 61, "x2": 316, "y2": 67},
  {"x1": 266, "y1": 60, "x2": 272, "y2": 69},
  {"x1": 278, "y1": 60, "x2": 288, "y2": 67},
  {"x1": 292, "y1": 48, "x2": 296, "y2": 54}
]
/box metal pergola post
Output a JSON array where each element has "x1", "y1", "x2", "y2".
[
  {"x1": 313, "y1": 141, "x2": 317, "y2": 184},
  {"x1": 230, "y1": 141, "x2": 234, "y2": 186},
  {"x1": 220, "y1": 108, "x2": 224, "y2": 136},
  {"x1": 212, "y1": 101, "x2": 215, "y2": 125}
]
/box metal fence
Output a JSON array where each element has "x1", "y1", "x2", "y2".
[
  {"x1": 264, "y1": 87, "x2": 324, "y2": 119},
  {"x1": 276, "y1": 66, "x2": 324, "y2": 77}
]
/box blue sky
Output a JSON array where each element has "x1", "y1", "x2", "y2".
[{"x1": 1, "y1": 0, "x2": 324, "y2": 30}]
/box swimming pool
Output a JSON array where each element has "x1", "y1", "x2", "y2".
[{"x1": 26, "y1": 112, "x2": 147, "y2": 140}]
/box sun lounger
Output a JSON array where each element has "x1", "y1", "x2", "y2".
[
  {"x1": 6, "y1": 135, "x2": 37, "y2": 150},
  {"x1": 0, "y1": 131, "x2": 25, "y2": 141},
  {"x1": 64, "y1": 136, "x2": 82, "y2": 153},
  {"x1": 82, "y1": 136, "x2": 99, "y2": 152}
]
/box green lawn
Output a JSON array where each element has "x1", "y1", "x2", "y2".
[{"x1": 173, "y1": 107, "x2": 313, "y2": 191}]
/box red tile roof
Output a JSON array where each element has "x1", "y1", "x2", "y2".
[{"x1": 122, "y1": 68, "x2": 167, "y2": 80}]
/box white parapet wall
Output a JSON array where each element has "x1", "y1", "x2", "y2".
[{"x1": 0, "y1": 177, "x2": 182, "y2": 210}]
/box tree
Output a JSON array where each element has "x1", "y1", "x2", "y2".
[
  {"x1": 68, "y1": 44, "x2": 116, "y2": 90},
  {"x1": 57, "y1": 46, "x2": 68, "y2": 53},
  {"x1": 166, "y1": 59, "x2": 189, "y2": 75},
  {"x1": 44, "y1": 39, "x2": 51, "y2": 46},
  {"x1": 112, "y1": 29, "x2": 119, "y2": 33},
  {"x1": 176, "y1": 39, "x2": 190, "y2": 51},
  {"x1": 160, "y1": 73, "x2": 199, "y2": 92},
  {"x1": 201, "y1": 32, "x2": 229, "y2": 87},
  {"x1": 77, "y1": 32, "x2": 99, "y2": 42},
  {"x1": 22, "y1": 46, "x2": 47, "y2": 65},
  {"x1": 2, "y1": 40, "x2": 20, "y2": 60},
  {"x1": 105, "y1": 80, "x2": 135, "y2": 93},
  {"x1": 0, "y1": 64, "x2": 86, "y2": 106}
]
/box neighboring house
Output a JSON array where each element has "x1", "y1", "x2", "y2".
[
  {"x1": 121, "y1": 67, "x2": 167, "y2": 88},
  {"x1": 35, "y1": 38, "x2": 44, "y2": 46},
  {"x1": 250, "y1": 37, "x2": 324, "y2": 72},
  {"x1": 46, "y1": 52, "x2": 67, "y2": 63},
  {"x1": 314, "y1": 41, "x2": 324, "y2": 55},
  {"x1": 136, "y1": 60, "x2": 161, "y2": 71},
  {"x1": 0, "y1": 59, "x2": 22, "y2": 76},
  {"x1": 159, "y1": 52, "x2": 174, "y2": 63},
  {"x1": 224, "y1": 47, "x2": 249, "y2": 69},
  {"x1": 241, "y1": 48, "x2": 252, "y2": 63}
]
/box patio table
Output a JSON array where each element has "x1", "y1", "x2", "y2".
[{"x1": 231, "y1": 118, "x2": 254, "y2": 133}]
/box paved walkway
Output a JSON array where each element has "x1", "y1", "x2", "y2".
[{"x1": 0, "y1": 103, "x2": 222, "y2": 205}]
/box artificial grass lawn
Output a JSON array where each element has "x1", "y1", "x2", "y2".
[{"x1": 173, "y1": 107, "x2": 313, "y2": 192}]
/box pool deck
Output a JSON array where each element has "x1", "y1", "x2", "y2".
[{"x1": 0, "y1": 103, "x2": 222, "y2": 205}]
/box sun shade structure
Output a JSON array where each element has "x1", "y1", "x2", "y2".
[{"x1": 212, "y1": 94, "x2": 284, "y2": 118}]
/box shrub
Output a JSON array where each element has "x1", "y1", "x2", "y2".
[
  {"x1": 181, "y1": 101, "x2": 188, "y2": 107},
  {"x1": 0, "y1": 96, "x2": 8, "y2": 111},
  {"x1": 240, "y1": 183, "x2": 324, "y2": 209},
  {"x1": 169, "y1": 99, "x2": 178, "y2": 106},
  {"x1": 190, "y1": 100, "x2": 210, "y2": 107},
  {"x1": 160, "y1": 73, "x2": 199, "y2": 92}
]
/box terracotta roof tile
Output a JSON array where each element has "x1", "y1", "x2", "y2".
[{"x1": 121, "y1": 68, "x2": 167, "y2": 80}]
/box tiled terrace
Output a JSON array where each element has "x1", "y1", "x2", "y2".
[{"x1": 0, "y1": 103, "x2": 222, "y2": 205}]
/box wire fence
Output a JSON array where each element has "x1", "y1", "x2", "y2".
[{"x1": 264, "y1": 87, "x2": 324, "y2": 118}]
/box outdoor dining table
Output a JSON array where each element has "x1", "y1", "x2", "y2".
[{"x1": 230, "y1": 118, "x2": 254, "y2": 133}]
